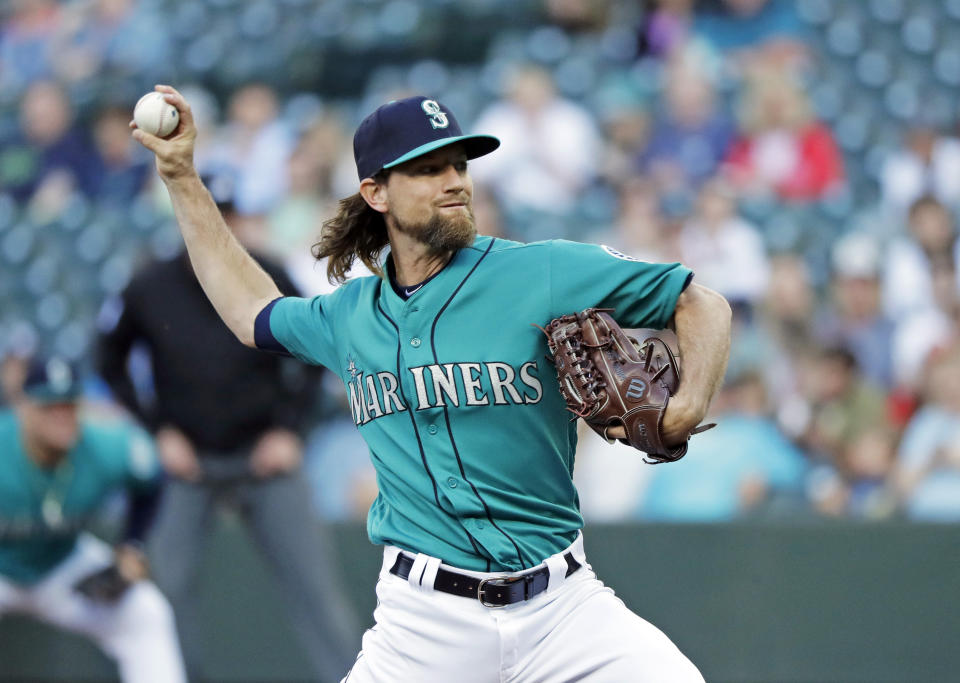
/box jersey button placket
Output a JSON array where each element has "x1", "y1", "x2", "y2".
[
  {"x1": 427, "y1": 424, "x2": 439, "y2": 435},
  {"x1": 410, "y1": 337, "x2": 421, "y2": 347},
  {"x1": 446, "y1": 477, "x2": 458, "y2": 488}
]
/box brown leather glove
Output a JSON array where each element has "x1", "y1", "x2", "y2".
[{"x1": 541, "y1": 308, "x2": 714, "y2": 464}]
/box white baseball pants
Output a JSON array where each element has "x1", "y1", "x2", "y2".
[
  {"x1": 342, "y1": 533, "x2": 704, "y2": 683},
  {"x1": 0, "y1": 533, "x2": 186, "y2": 683}
]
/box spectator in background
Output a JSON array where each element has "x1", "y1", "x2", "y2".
[
  {"x1": 692, "y1": 0, "x2": 807, "y2": 68},
  {"x1": 637, "y1": 0, "x2": 694, "y2": 58},
  {"x1": 815, "y1": 232, "x2": 896, "y2": 390},
  {"x1": 883, "y1": 196, "x2": 959, "y2": 321},
  {"x1": 594, "y1": 81, "x2": 650, "y2": 187},
  {"x1": 0, "y1": 80, "x2": 98, "y2": 203},
  {"x1": 90, "y1": 105, "x2": 151, "y2": 204},
  {"x1": 895, "y1": 344, "x2": 960, "y2": 521},
  {"x1": 471, "y1": 63, "x2": 601, "y2": 218},
  {"x1": 724, "y1": 66, "x2": 844, "y2": 201},
  {"x1": 676, "y1": 176, "x2": 768, "y2": 307},
  {"x1": 52, "y1": 0, "x2": 171, "y2": 85},
  {"x1": 587, "y1": 175, "x2": 677, "y2": 262},
  {"x1": 797, "y1": 346, "x2": 888, "y2": 468},
  {"x1": 883, "y1": 196, "x2": 960, "y2": 391},
  {"x1": 268, "y1": 114, "x2": 346, "y2": 266},
  {"x1": 206, "y1": 83, "x2": 294, "y2": 216},
  {"x1": 543, "y1": 0, "x2": 610, "y2": 32},
  {"x1": 96, "y1": 191, "x2": 358, "y2": 682},
  {"x1": 639, "y1": 369, "x2": 806, "y2": 521},
  {"x1": 752, "y1": 253, "x2": 817, "y2": 436},
  {"x1": 639, "y1": 43, "x2": 734, "y2": 198},
  {"x1": 0, "y1": 356, "x2": 186, "y2": 683},
  {"x1": 880, "y1": 121, "x2": 960, "y2": 214},
  {"x1": 0, "y1": 0, "x2": 61, "y2": 95}
]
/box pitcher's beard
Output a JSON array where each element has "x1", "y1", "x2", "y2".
[{"x1": 395, "y1": 207, "x2": 477, "y2": 254}]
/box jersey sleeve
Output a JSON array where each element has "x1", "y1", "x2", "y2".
[
  {"x1": 548, "y1": 241, "x2": 693, "y2": 329},
  {"x1": 256, "y1": 295, "x2": 339, "y2": 369}
]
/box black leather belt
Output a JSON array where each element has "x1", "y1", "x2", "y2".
[{"x1": 389, "y1": 552, "x2": 581, "y2": 608}]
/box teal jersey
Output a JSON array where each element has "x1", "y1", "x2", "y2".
[
  {"x1": 0, "y1": 411, "x2": 160, "y2": 584},
  {"x1": 262, "y1": 236, "x2": 691, "y2": 571}
]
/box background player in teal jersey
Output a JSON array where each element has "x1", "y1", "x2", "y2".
[
  {"x1": 0, "y1": 356, "x2": 186, "y2": 683},
  {"x1": 133, "y1": 85, "x2": 730, "y2": 682}
]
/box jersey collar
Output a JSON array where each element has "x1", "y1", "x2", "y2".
[{"x1": 378, "y1": 235, "x2": 494, "y2": 316}]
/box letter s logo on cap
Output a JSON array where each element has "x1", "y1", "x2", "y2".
[{"x1": 421, "y1": 100, "x2": 449, "y2": 130}]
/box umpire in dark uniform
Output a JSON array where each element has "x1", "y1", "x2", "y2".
[{"x1": 96, "y1": 184, "x2": 359, "y2": 682}]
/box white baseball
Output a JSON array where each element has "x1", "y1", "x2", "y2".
[{"x1": 133, "y1": 92, "x2": 180, "y2": 138}]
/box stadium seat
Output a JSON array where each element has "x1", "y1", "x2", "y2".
[
  {"x1": 900, "y1": 14, "x2": 937, "y2": 55},
  {"x1": 0, "y1": 193, "x2": 17, "y2": 234},
  {"x1": 934, "y1": 47, "x2": 960, "y2": 85},
  {"x1": 825, "y1": 17, "x2": 864, "y2": 58},
  {"x1": 868, "y1": 0, "x2": 906, "y2": 24},
  {"x1": 526, "y1": 26, "x2": 573, "y2": 64},
  {"x1": 1, "y1": 223, "x2": 36, "y2": 267},
  {"x1": 855, "y1": 50, "x2": 893, "y2": 88},
  {"x1": 35, "y1": 292, "x2": 70, "y2": 332},
  {"x1": 796, "y1": 0, "x2": 834, "y2": 26}
]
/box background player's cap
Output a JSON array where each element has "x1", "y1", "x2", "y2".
[
  {"x1": 353, "y1": 96, "x2": 500, "y2": 180},
  {"x1": 22, "y1": 356, "x2": 82, "y2": 403}
]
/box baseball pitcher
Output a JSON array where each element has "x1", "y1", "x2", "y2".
[{"x1": 133, "y1": 86, "x2": 731, "y2": 682}]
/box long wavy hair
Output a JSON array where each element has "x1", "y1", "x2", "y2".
[{"x1": 312, "y1": 172, "x2": 390, "y2": 284}]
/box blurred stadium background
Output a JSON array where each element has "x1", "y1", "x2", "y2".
[{"x1": 2, "y1": 0, "x2": 960, "y2": 681}]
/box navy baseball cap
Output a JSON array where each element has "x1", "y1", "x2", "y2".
[
  {"x1": 353, "y1": 96, "x2": 500, "y2": 180},
  {"x1": 22, "y1": 356, "x2": 82, "y2": 403}
]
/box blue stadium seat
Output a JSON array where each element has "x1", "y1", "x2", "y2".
[
  {"x1": 934, "y1": 47, "x2": 960, "y2": 85},
  {"x1": 53, "y1": 320, "x2": 91, "y2": 363},
  {"x1": 0, "y1": 193, "x2": 17, "y2": 235},
  {"x1": 98, "y1": 253, "x2": 135, "y2": 296},
  {"x1": 835, "y1": 112, "x2": 871, "y2": 152},
  {"x1": 947, "y1": 0, "x2": 960, "y2": 21},
  {"x1": 900, "y1": 14, "x2": 937, "y2": 55},
  {"x1": 868, "y1": 0, "x2": 906, "y2": 24},
  {"x1": 239, "y1": 1, "x2": 281, "y2": 39},
  {"x1": 24, "y1": 254, "x2": 61, "y2": 297},
  {"x1": 1, "y1": 222, "x2": 36, "y2": 267},
  {"x1": 525, "y1": 26, "x2": 573, "y2": 64},
  {"x1": 407, "y1": 60, "x2": 451, "y2": 96},
  {"x1": 35, "y1": 292, "x2": 70, "y2": 332},
  {"x1": 825, "y1": 16, "x2": 864, "y2": 58},
  {"x1": 796, "y1": 0, "x2": 835, "y2": 26},
  {"x1": 554, "y1": 54, "x2": 600, "y2": 99},
  {"x1": 75, "y1": 224, "x2": 113, "y2": 266},
  {"x1": 883, "y1": 80, "x2": 920, "y2": 120},
  {"x1": 855, "y1": 50, "x2": 893, "y2": 87},
  {"x1": 170, "y1": 1, "x2": 211, "y2": 40}
]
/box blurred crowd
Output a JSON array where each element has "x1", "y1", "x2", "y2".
[{"x1": 3, "y1": 0, "x2": 960, "y2": 525}]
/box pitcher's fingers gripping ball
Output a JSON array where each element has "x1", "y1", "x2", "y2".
[
  {"x1": 541, "y1": 308, "x2": 715, "y2": 464},
  {"x1": 130, "y1": 85, "x2": 198, "y2": 179},
  {"x1": 133, "y1": 92, "x2": 179, "y2": 138}
]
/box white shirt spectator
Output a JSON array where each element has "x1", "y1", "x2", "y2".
[
  {"x1": 881, "y1": 136, "x2": 960, "y2": 212},
  {"x1": 470, "y1": 66, "x2": 600, "y2": 213}
]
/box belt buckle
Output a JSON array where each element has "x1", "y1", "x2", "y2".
[{"x1": 477, "y1": 575, "x2": 523, "y2": 608}]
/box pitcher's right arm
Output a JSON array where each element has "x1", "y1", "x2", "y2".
[{"x1": 131, "y1": 85, "x2": 280, "y2": 347}]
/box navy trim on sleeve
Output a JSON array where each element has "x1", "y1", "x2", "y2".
[
  {"x1": 254, "y1": 297, "x2": 291, "y2": 355},
  {"x1": 681, "y1": 271, "x2": 694, "y2": 292}
]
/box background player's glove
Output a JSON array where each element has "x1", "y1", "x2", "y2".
[
  {"x1": 73, "y1": 543, "x2": 148, "y2": 603},
  {"x1": 73, "y1": 563, "x2": 133, "y2": 603},
  {"x1": 541, "y1": 308, "x2": 714, "y2": 464}
]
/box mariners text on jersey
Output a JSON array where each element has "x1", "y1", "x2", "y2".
[
  {"x1": 255, "y1": 235, "x2": 692, "y2": 572},
  {"x1": 346, "y1": 361, "x2": 543, "y2": 426}
]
